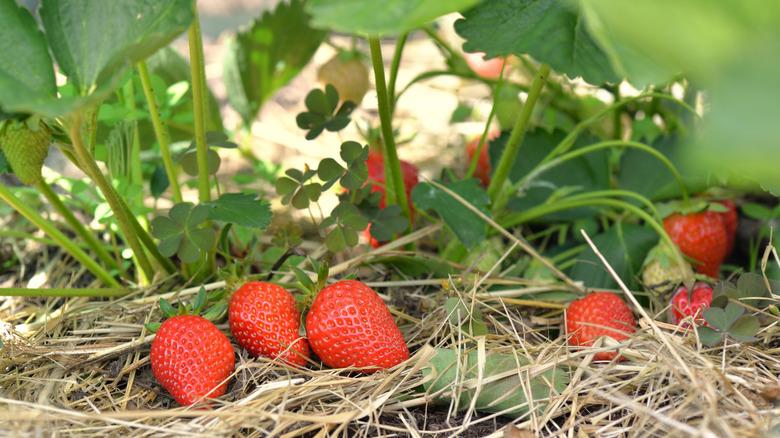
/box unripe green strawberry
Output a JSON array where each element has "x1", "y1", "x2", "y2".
[{"x1": 0, "y1": 118, "x2": 51, "y2": 185}]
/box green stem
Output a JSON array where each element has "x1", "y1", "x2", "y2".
[
  {"x1": 369, "y1": 36, "x2": 411, "y2": 222},
  {"x1": 188, "y1": 13, "x2": 211, "y2": 203},
  {"x1": 36, "y1": 181, "x2": 119, "y2": 272},
  {"x1": 121, "y1": 78, "x2": 144, "y2": 194},
  {"x1": 487, "y1": 63, "x2": 551, "y2": 205},
  {"x1": 388, "y1": 32, "x2": 408, "y2": 115},
  {"x1": 0, "y1": 288, "x2": 130, "y2": 297},
  {"x1": 137, "y1": 60, "x2": 183, "y2": 204},
  {"x1": 466, "y1": 63, "x2": 508, "y2": 181},
  {"x1": 517, "y1": 140, "x2": 689, "y2": 203},
  {"x1": 68, "y1": 112, "x2": 155, "y2": 282},
  {"x1": 499, "y1": 196, "x2": 689, "y2": 275},
  {"x1": 0, "y1": 183, "x2": 120, "y2": 287}
]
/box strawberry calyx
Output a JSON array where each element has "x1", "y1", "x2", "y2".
[{"x1": 145, "y1": 286, "x2": 226, "y2": 333}]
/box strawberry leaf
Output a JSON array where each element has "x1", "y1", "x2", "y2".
[
  {"x1": 411, "y1": 179, "x2": 489, "y2": 250},
  {"x1": 454, "y1": 0, "x2": 618, "y2": 85},
  {"x1": 223, "y1": 0, "x2": 326, "y2": 126},
  {"x1": 0, "y1": 0, "x2": 58, "y2": 115},
  {"x1": 307, "y1": 0, "x2": 482, "y2": 36},
  {"x1": 41, "y1": 0, "x2": 193, "y2": 111},
  {"x1": 202, "y1": 193, "x2": 272, "y2": 230}
]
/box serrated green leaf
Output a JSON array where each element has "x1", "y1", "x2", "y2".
[
  {"x1": 411, "y1": 179, "x2": 489, "y2": 249},
  {"x1": 307, "y1": 0, "x2": 482, "y2": 36},
  {"x1": 188, "y1": 227, "x2": 216, "y2": 252},
  {"x1": 41, "y1": 0, "x2": 193, "y2": 104},
  {"x1": 455, "y1": 0, "x2": 618, "y2": 85},
  {"x1": 0, "y1": 0, "x2": 58, "y2": 115},
  {"x1": 202, "y1": 193, "x2": 272, "y2": 229},
  {"x1": 222, "y1": 0, "x2": 326, "y2": 125},
  {"x1": 727, "y1": 315, "x2": 759, "y2": 343},
  {"x1": 422, "y1": 348, "x2": 569, "y2": 418},
  {"x1": 697, "y1": 326, "x2": 724, "y2": 347}
]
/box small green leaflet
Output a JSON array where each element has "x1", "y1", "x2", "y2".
[{"x1": 202, "y1": 193, "x2": 272, "y2": 230}]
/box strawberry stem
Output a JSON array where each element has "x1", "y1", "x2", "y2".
[
  {"x1": 137, "y1": 60, "x2": 183, "y2": 204},
  {"x1": 187, "y1": 12, "x2": 211, "y2": 204},
  {"x1": 488, "y1": 63, "x2": 551, "y2": 206},
  {"x1": 368, "y1": 37, "x2": 413, "y2": 228}
]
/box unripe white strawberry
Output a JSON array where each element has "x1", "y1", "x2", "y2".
[{"x1": 641, "y1": 244, "x2": 692, "y2": 291}]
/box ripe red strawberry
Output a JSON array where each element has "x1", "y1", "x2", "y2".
[
  {"x1": 464, "y1": 52, "x2": 506, "y2": 79},
  {"x1": 150, "y1": 314, "x2": 235, "y2": 406},
  {"x1": 715, "y1": 199, "x2": 738, "y2": 256},
  {"x1": 364, "y1": 151, "x2": 419, "y2": 246},
  {"x1": 466, "y1": 133, "x2": 498, "y2": 187},
  {"x1": 663, "y1": 210, "x2": 728, "y2": 278},
  {"x1": 317, "y1": 52, "x2": 370, "y2": 104},
  {"x1": 669, "y1": 282, "x2": 714, "y2": 328},
  {"x1": 305, "y1": 279, "x2": 410, "y2": 372},
  {"x1": 228, "y1": 281, "x2": 309, "y2": 367},
  {"x1": 565, "y1": 292, "x2": 637, "y2": 362}
]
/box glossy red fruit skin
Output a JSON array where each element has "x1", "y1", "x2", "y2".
[
  {"x1": 466, "y1": 135, "x2": 496, "y2": 187},
  {"x1": 151, "y1": 315, "x2": 235, "y2": 406},
  {"x1": 305, "y1": 280, "x2": 410, "y2": 372},
  {"x1": 669, "y1": 282, "x2": 714, "y2": 328},
  {"x1": 565, "y1": 292, "x2": 637, "y2": 362},
  {"x1": 716, "y1": 199, "x2": 738, "y2": 256},
  {"x1": 663, "y1": 210, "x2": 728, "y2": 278},
  {"x1": 464, "y1": 52, "x2": 505, "y2": 79},
  {"x1": 364, "y1": 151, "x2": 419, "y2": 246},
  {"x1": 228, "y1": 282, "x2": 310, "y2": 367}
]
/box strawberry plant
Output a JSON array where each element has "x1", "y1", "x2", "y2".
[{"x1": 2, "y1": 0, "x2": 780, "y2": 435}]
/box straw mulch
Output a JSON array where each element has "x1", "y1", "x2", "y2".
[{"x1": 1, "y1": 228, "x2": 779, "y2": 438}]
